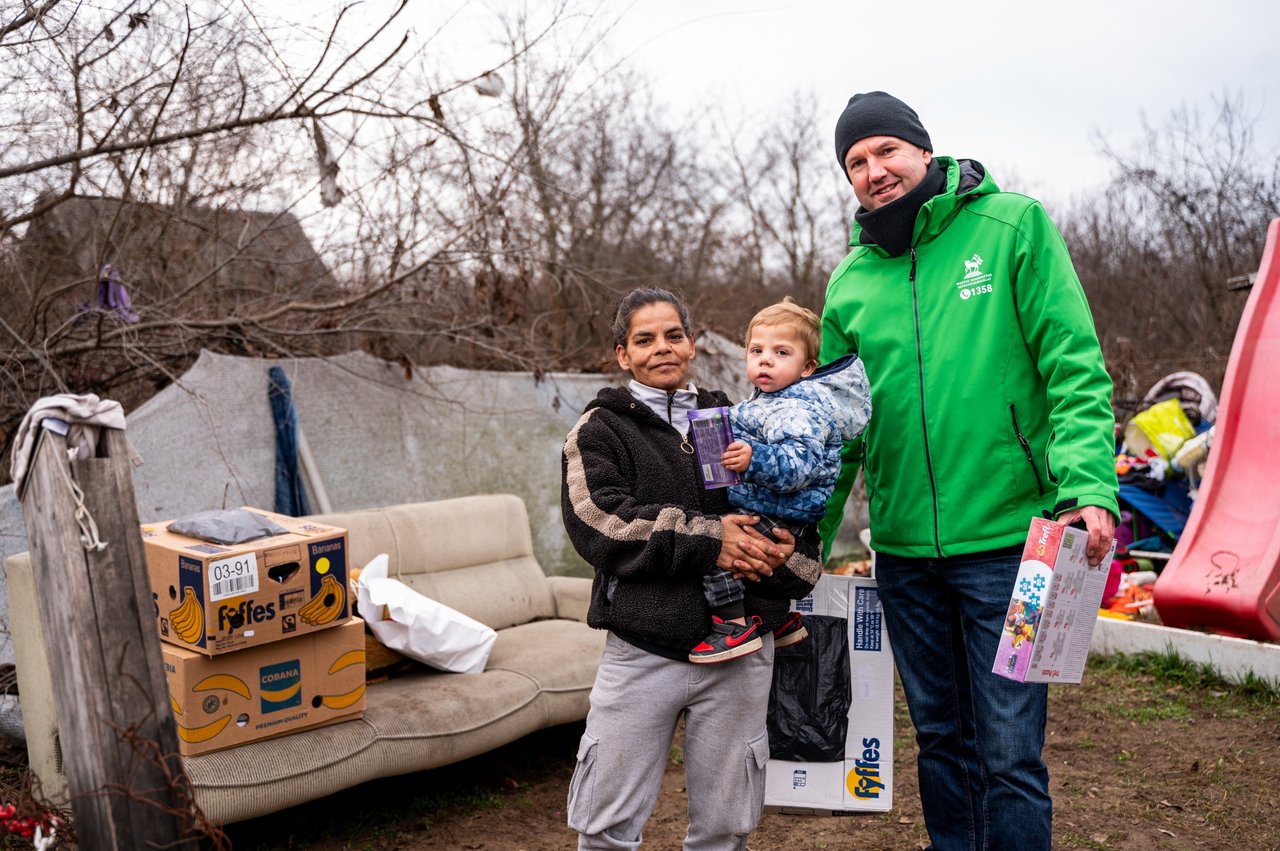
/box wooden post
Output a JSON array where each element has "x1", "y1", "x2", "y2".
[{"x1": 20, "y1": 425, "x2": 198, "y2": 849}]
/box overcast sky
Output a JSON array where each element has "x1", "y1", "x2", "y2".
[
  {"x1": 600, "y1": 0, "x2": 1279, "y2": 204},
  {"x1": 298, "y1": 0, "x2": 1278, "y2": 209}
]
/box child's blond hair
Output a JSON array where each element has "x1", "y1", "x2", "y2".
[{"x1": 744, "y1": 297, "x2": 821, "y2": 362}]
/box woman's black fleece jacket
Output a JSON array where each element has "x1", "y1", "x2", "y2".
[{"x1": 561, "y1": 385, "x2": 822, "y2": 660}]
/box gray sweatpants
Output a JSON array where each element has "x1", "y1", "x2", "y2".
[{"x1": 568, "y1": 631, "x2": 775, "y2": 850}]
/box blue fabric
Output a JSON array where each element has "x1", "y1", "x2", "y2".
[
  {"x1": 728, "y1": 354, "x2": 870, "y2": 523},
  {"x1": 268, "y1": 366, "x2": 311, "y2": 517},
  {"x1": 1117, "y1": 479, "x2": 1192, "y2": 539},
  {"x1": 874, "y1": 550, "x2": 1051, "y2": 851}
]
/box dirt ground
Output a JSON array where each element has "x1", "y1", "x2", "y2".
[{"x1": 223, "y1": 660, "x2": 1280, "y2": 851}]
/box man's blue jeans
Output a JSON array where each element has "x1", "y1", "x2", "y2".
[{"x1": 875, "y1": 548, "x2": 1051, "y2": 851}]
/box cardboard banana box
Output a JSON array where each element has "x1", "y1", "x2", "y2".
[
  {"x1": 763, "y1": 574, "x2": 895, "y2": 815},
  {"x1": 144, "y1": 507, "x2": 349, "y2": 655},
  {"x1": 163, "y1": 617, "x2": 366, "y2": 757}
]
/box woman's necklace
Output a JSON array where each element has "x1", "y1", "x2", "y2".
[{"x1": 667, "y1": 391, "x2": 695, "y2": 454}]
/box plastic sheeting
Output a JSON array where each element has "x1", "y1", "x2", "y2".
[
  {"x1": 0, "y1": 345, "x2": 758, "y2": 666},
  {"x1": 767, "y1": 614, "x2": 852, "y2": 762}
]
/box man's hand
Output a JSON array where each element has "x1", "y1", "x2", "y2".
[
  {"x1": 722, "y1": 440, "x2": 752, "y2": 474},
  {"x1": 1056, "y1": 505, "x2": 1116, "y2": 566},
  {"x1": 717, "y1": 514, "x2": 794, "y2": 580}
]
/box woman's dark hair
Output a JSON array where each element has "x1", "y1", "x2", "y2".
[{"x1": 611, "y1": 287, "x2": 693, "y2": 349}]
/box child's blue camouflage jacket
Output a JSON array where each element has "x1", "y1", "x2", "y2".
[{"x1": 728, "y1": 353, "x2": 871, "y2": 524}]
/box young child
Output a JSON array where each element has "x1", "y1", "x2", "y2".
[{"x1": 689, "y1": 297, "x2": 871, "y2": 663}]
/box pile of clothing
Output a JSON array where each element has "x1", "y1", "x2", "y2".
[{"x1": 1105, "y1": 372, "x2": 1218, "y2": 615}]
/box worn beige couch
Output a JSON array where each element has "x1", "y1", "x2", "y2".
[{"x1": 9, "y1": 493, "x2": 603, "y2": 824}]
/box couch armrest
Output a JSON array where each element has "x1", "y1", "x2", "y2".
[
  {"x1": 6, "y1": 553, "x2": 69, "y2": 808},
  {"x1": 546, "y1": 576, "x2": 592, "y2": 623}
]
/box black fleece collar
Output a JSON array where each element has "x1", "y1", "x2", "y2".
[{"x1": 855, "y1": 159, "x2": 947, "y2": 257}]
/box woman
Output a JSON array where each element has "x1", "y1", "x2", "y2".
[{"x1": 561, "y1": 287, "x2": 822, "y2": 850}]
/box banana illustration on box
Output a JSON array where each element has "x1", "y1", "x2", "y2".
[
  {"x1": 298, "y1": 573, "x2": 345, "y2": 626},
  {"x1": 327, "y1": 649, "x2": 365, "y2": 674},
  {"x1": 168, "y1": 587, "x2": 204, "y2": 644},
  {"x1": 192, "y1": 673, "x2": 251, "y2": 700},
  {"x1": 318, "y1": 682, "x2": 365, "y2": 710},
  {"x1": 177, "y1": 714, "x2": 231, "y2": 744}
]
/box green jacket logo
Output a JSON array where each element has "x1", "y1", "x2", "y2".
[{"x1": 956, "y1": 253, "x2": 994, "y2": 299}]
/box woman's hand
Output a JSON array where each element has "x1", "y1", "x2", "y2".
[{"x1": 717, "y1": 514, "x2": 795, "y2": 581}]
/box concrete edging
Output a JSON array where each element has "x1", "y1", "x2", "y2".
[{"x1": 1089, "y1": 616, "x2": 1280, "y2": 687}]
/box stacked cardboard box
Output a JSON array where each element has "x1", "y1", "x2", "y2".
[
  {"x1": 143, "y1": 508, "x2": 366, "y2": 756},
  {"x1": 764, "y1": 573, "x2": 895, "y2": 815}
]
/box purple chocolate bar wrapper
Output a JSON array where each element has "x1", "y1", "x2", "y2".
[{"x1": 688, "y1": 407, "x2": 740, "y2": 489}]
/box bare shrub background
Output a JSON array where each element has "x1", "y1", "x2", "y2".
[{"x1": 2, "y1": 3, "x2": 1277, "y2": 483}]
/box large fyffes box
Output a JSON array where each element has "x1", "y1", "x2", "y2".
[
  {"x1": 144, "y1": 508, "x2": 349, "y2": 655},
  {"x1": 992, "y1": 518, "x2": 1117, "y2": 684},
  {"x1": 163, "y1": 617, "x2": 366, "y2": 756},
  {"x1": 764, "y1": 573, "x2": 894, "y2": 815}
]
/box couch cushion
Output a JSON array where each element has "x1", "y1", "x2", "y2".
[
  {"x1": 356, "y1": 665, "x2": 550, "y2": 782},
  {"x1": 187, "y1": 663, "x2": 546, "y2": 824},
  {"x1": 400, "y1": 556, "x2": 555, "y2": 630},
  {"x1": 185, "y1": 714, "x2": 380, "y2": 824},
  {"x1": 312, "y1": 494, "x2": 557, "y2": 630},
  {"x1": 487, "y1": 619, "x2": 605, "y2": 727},
  {"x1": 486, "y1": 620, "x2": 604, "y2": 693},
  {"x1": 307, "y1": 508, "x2": 396, "y2": 575},
  {"x1": 384, "y1": 494, "x2": 534, "y2": 572}
]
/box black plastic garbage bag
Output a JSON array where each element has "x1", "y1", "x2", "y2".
[
  {"x1": 168, "y1": 508, "x2": 289, "y2": 545},
  {"x1": 767, "y1": 614, "x2": 851, "y2": 762}
]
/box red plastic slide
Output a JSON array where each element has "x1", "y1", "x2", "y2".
[{"x1": 1154, "y1": 219, "x2": 1280, "y2": 641}]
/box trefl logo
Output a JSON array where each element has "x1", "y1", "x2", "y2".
[
  {"x1": 217, "y1": 598, "x2": 277, "y2": 632},
  {"x1": 847, "y1": 737, "x2": 885, "y2": 800}
]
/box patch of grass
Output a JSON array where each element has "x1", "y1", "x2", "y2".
[
  {"x1": 1101, "y1": 698, "x2": 1191, "y2": 724},
  {"x1": 668, "y1": 744, "x2": 684, "y2": 766},
  {"x1": 1088, "y1": 650, "x2": 1280, "y2": 708},
  {"x1": 1055, "y1": 832, "x2": 1109, "y2": 850}
]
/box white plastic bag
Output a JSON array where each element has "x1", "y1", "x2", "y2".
[{"x1": 355, "y1": 554, "x2": 496, "y2": 674}]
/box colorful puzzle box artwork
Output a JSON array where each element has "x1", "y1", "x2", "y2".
[{"x1": 992, "y1": 518, "x2": 1116, "y2": 684}]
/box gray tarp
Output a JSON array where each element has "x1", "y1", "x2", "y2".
[{"x1": 0, "y1": 340, "x2": 866, "y2": 685}]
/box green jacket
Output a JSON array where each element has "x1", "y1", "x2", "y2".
[{"x1": 818, "y1": 157, "x2": 1118, "y2": 559}]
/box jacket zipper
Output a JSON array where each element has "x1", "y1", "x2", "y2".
[
  {"x1": 859, "y1": 440, "x2": 874, "y2": 505},
  {"x1": 1009, "y1": 404, "x2": 1047, "y2": 496},
  {"x1": 910, "y1": 248, "x2": 942, "y2": 556}
]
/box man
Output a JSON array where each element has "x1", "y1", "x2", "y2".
[{"x1": 818, "y1": 91, "x2": 1118, "y2": 851}]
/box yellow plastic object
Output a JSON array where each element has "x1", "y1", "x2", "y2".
[{"x1": 1125, "y1": 398, "x2": 1196, "y2": 461}]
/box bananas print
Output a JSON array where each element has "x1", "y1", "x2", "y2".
[
  {"x1": 192, "y1": 673, "x2": 251, "y2": 700},
  {"x1": 168, "y1": 587, "x2": 204, "y2": 644},
  {"x1": 298, "y1": 574, "x2": 345, "y2": 626},
  {"x1": 177, "y1": 714, "x2": 232, "y2": 744},
  {"x1": 327, "y1": 649, "x2": 365, "y2": 675},
  {"x1": 319, "y1": 682, "x2": 365, "y2": 710},
  {"x1": 169, "y1": 693, "x2": 182, "y2": 717}
]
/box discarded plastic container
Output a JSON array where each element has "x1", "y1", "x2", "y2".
[{"x1": 687, "y1": 407, "x2": 740, "y2": 489}]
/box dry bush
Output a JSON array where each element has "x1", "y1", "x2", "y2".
[{"x1": 1064, "y1": 95, "x2": 1279, "y2": 407}]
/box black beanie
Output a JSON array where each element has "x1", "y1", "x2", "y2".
[{"x1": 834, "y1": 91, "x2": 932, "y2": 172}]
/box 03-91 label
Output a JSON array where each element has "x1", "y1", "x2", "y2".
[{"x1": 208, "y1": 552, "x2": 261, "y2": 602}]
